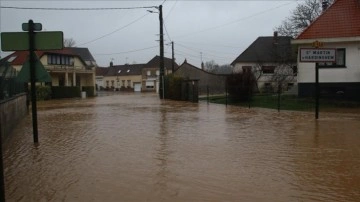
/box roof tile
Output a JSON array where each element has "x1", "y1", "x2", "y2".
[{"x1": 297, "y1": 0, "x2": 360, "y2": 39}]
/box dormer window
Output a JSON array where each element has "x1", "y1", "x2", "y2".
[
  {"x1": 118, "y1": 70, "x2": 121, "y2": 73},
  {"x1": 127, "y1": 69, "x2": 130, "y2": 73},
  {"x1": 48, "y1": 54, "x2": 74, "y2": 66}
]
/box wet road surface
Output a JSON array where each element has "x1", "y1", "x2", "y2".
[{"x1": 4, "y1": 93, "x2": 360, "y2": 201}]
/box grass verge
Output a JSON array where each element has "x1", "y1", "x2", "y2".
[{"x1": 200, "y1": 94, "x2": 360, "y2": 112}]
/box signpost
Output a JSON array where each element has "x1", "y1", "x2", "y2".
[
  {"x1": 0, "y1": 19, "x2": 63, "y2": 202},
  {"x1": 299, "y1": 44, "x2": 336, "y2": 119},
  {"x1": 1, "y1": 20, "x2": 63, "y2": 142}
]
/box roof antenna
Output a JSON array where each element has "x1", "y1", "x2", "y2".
[{"x1": 322, "y1": 0, "x2": 329, "y2": 12}]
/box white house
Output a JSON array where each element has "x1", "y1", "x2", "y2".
[
  {"x1": 231, "y1": 32, "x2": 297, "y2": 93},
  {"x1": 291, "y1": 0, "x2": 360, "y2": 100}
]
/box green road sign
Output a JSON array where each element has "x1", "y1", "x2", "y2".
[
  {"x1": 16, "y1": 57, "x2": 52, "y2": 82},
  {"x1": 22, "y1": 23, "x2": 42, "y2": 31},
  {"x1": 1, "y1": 31, "x2": 63, "y2": 51}
]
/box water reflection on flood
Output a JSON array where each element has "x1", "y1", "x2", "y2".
[{"x1": 4, "y1": 93, "x2": 360, "y2": 201}]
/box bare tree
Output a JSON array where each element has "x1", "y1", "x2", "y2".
[
  {"x1": 270, "y1": 42, "x2": 297, "y2": 112},
  {"x1": 275, "y1": 0, "x2": 334, "y2": 38},
  {"x1": 204, "y1": 60, "x2": 220, "y2": 73},
  {"x1": 252, "y1": 62, "x2": 264, "y2": 93},
  {"x1": 204, "y1": 60, "x2": 233, "y2": 74},
  {"x1": 64, "y1": 38, "x2": 76, "y2": 47}
]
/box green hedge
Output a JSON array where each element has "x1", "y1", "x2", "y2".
[
  {"x1": 51, "y1": 86, "x2": 81, "y2": 99},
  {"x1": 82, "y1": 86, "x2": 95, "y2": 97},
  {"x1": 164, "y1": 75, "x2": 183, "y2": 100},
  {"x1": 36, "y1": 85, "x2": 51, "y2": 100}
]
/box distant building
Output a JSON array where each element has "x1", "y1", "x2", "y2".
[
  {"x1": 292, "y1": 0, "x2": 360, "y2": 100},
  {"x1": 95, "y1": 66, "x2": 109, "y2": 90},
  {"x1": 174, "y1": 60, "x2": 227, "y2": 95},
  {"x1": 231, "y1": 32, "x2": 297, "y2": 93},
  {"x1": 142, "y1": 55, "x2": 178, "y2": 93},
  {"x1": 103, "y1": 63, "x2": 144, "y2": 92}
]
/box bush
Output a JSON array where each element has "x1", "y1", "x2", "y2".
[
  {"x1": 51, "y1": 86, "x2": 80, "y2": 99},
  {"x1": 226, "y1": 72, "x2": 256, "y2": 102},
  {"x1": 164, "y1": 75, "x2": 183, "y2": 100}
]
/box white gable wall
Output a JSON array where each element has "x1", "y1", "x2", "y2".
[{"x1": 297, "y1": 42, "x2": 360, "y2": 83}]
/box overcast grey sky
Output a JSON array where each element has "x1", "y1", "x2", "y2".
[{"x1": 0, "y1": 1, "x2": 299, "y2": 67}]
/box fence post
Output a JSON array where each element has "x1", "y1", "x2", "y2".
[
  {"x1": 225, "y1": 82, "x2": 228, "y2": 107},
  {"x1": 207, "y1": 85, "x2": 209, "y2": 104}
]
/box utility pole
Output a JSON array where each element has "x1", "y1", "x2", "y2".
[
  {"x1": 29, "y1": 20, "x2": 39, "y2": 143},
  {"x1": 171, "y1": 41, "x2": 175, "y2": 73},
  {"x1": 159, "y1": 5, "x2": 165, "y2": 99}
]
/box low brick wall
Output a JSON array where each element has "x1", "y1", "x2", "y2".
[{"x1": 0, "y1": 93, "x2": 27, "y2": 137}]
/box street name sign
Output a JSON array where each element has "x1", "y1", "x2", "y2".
[
  {"x1": 22, "y1": 22, "x2": 42, "y2": 31},
  {"x1": 300, "y1": 48, "x2": 336, "y2": 63},
  {"x1": 1, "y1": 31, "x2": 63, "y2": 51}
]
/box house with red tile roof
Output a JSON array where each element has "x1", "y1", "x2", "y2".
[
  {"x1": 292, "y1": 0, "x2": 360, "y2": 100},
  {"x1": 1, "y1": 47, "x2": 97, "y2": 97}
]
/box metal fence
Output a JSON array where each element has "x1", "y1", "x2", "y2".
[{"x1": 0, "y1": 61, "x2": 25, "y2": 101}]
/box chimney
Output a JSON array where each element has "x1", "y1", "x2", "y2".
[
  {"x1": 201, "y1": 62, "x2": 205, "y2": 70},
  {"x1": 322, "y1": 0, "x2": 329, "y2": 12},
  {"x1": 273, "y1": 31, "x2": 278, "y2": 45},
  {"x1": 110, "y1": 61, "x2": 113, "y2": 67}
]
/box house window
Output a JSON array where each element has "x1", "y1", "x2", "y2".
[
  {"x1": 48, "y1": 54, "x2": 73, "y2": 65},
  {"x1": 147, "y1": 71, "x2": 151, "y2": 76},
  {"x1": 262, "y1": 66, "x2": 275, "y2": 74},
  {"x1": 242, "y1": 66, "x2": 252, "y2": 73},
  {"x1": 127, "y1": 80, "x2": 131, "y2": 87},
  {"x1": 156, "y1": 70, "x2": 160, "y2": 76},
  {"x1": 146, "y1": 81, "x2": 154, "y2": 89},
  {"x1": 318, "y1": 48, "x2": 346, "y2": 67},
  {"x1": 287, "y1": 83, "x2": 294, "y2": 91}
]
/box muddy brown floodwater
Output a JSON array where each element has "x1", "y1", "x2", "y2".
[{"x1": 4, "y1": 93, "x2": 360, "y2": 202}]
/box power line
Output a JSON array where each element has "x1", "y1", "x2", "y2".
[
  {"x1": 165, "y1": 0, "x2": 178, "y2": 20},
  {"x1": 94, "y1": 45, "x2": 158, "y2": 56},
  {"x1": 175, "y1": 43, "x2": 235, "y2": 60},
  {"x1": 173, "y1": 1, "x2": 295, "y2": 39},
  {"x1": 78, "y1": 13, "x2": 150, "y2": 46},
  {"x1": 0, "y1": 6, "x2": 157, "y2": 11},
  {"x1": 163, "y1": 22, "x2": 172, "y2": 43},
  {"x1": 176, "y1": 40, "x2": 242, "y2": 49}
]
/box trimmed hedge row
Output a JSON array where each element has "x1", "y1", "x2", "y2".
[
  {"x1": 51, "y1": 86, "x2": 81, "y2": 99},
  {"x1": 164, "y1": 75, "x2": 183, "y2": 100}
]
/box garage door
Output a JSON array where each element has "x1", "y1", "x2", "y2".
[{"x1": 134, "y1": 83, "x2": 141, "y2": 92}]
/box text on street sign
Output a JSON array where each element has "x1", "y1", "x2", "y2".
[{"x1": 300, "y1": 48, "x2": 336, "y2": 63}]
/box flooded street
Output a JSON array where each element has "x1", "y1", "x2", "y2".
[{"x1": 4, "y1": 93, "x2": 360, "y2": 202}]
